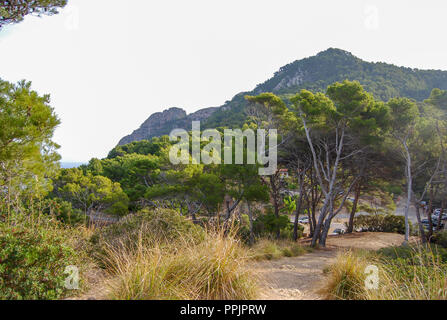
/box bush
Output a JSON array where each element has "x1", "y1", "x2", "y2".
[
  {"x1": 0, "y1": 214, "x2": 91, "y2": 300},
  {"x1": 253, "y1": 213, "x2": 301, "y2": 239},
  {"x1": 42, "y1": 198, "x2": 86, "y2": 226},
  {"x1": 92, "y1": 208, "x2": 205, "y2": 252},
  {"x1": 432, "y1": 231, "x2": 447, "y2": 248},
  {"x1": 351, "y1": 214, "x2": 410, "y2": 234}
]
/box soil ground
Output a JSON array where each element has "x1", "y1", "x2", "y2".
[{"x1": 253, "y1": 232, "x2": 410, "y2": 300}]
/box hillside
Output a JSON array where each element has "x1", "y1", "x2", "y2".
[
  {"x1": 118, "y1": 48, "x2": 447, "y2": 145},
  {"x1": 118, "y1": 107, "x2": 217, "y2": 145}
]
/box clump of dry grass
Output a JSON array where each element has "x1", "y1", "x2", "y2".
[
  {"x1": 320, "y1": 250, "x2": 372, "y2": 300},
  {"x1": 101, "y1": 227, "x2": 259, "y2": 300},
  {"x1": 321, "y1": 246, "x2": 447, "y2": 300},
  {"x1": 250, "y1": 239, "x2": 310, "y2": 261}
]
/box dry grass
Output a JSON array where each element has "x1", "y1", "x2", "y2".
[
  {"x1": 250, "y1": 239, "x2": 311, "y2": 261},
  {"x1": 101, "y1": 227, "x2": 259, "y2": 300},
  {"x1": 321, "y1": 246, "x2": 447, "y2": 300},
  {"x1": 320, "y1": 250, "x2": 371, "y2": 300}
]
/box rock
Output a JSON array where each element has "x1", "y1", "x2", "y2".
[{"x1": 118, "y1": 107, "x2": 218, "y2": 145}]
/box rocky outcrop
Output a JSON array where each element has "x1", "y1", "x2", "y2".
[
  {"x1": 118, "y1": 107, "x2": 218, "y2": 145},
  {"x1": 273, "y1": 69, "x2": 307, "y2": 91}
]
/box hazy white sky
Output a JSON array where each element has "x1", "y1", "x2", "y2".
[{"x1": 0, "y1": 0, "x2": 446, "y2": 162}]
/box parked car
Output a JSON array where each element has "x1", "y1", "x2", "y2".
[
  {"x1": 422, "y1": 218, "x2": 445, "y2": 229},
  {"x1": 432, "y1": 212, "x2": 447, "y2": 221},
  {"x1": 332, "y1": 228, "x2": 345, "y2": 235},
  {"x1": 298, "y1": 217, "x2": 309, "y2": 224}
]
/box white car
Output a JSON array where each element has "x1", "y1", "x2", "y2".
[
  {"x1": 298, "y1": 217, "x2": 309, "y2": 224},
  {"x1": 332, "y1": 228, "x2": 346, "y2": 235}
]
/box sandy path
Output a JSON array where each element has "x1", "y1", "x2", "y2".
[
  {"x1": 253, "y1": 232, "x2": 409, "y2": 300},
  {"x1": 253, "y1": 249, "x2": 337, "y2": 300}
]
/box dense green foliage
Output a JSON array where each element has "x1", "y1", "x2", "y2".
[
  {"x1": 107, "y1": 137, "x2": 171, "y2": 159},
  {"x1": 51, "y1": 168, "x2": 129, "y2": 216},
  {"x1": 351, "y1": 214, "x2": 409, "y2": 234},
  {"x1": 0, "y1": 214, "x2": 89, "y2": 300},
  {"x1": 253, "y1": 213, "x2": 297, "y2": 239},
  {"x1": 0, "y1": 79, "x2": 60, "y2": 206},
  {"x1": 432, "y1": 231, "x2": 447, "y2": 249}
]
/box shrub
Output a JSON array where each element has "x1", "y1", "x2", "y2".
[
  {"x1": 92, "y1": 208, "x2": 204, "y2": 252},
  {"x1": 42, "y1": 198, "x2": 86, "y2": 226},
  {"x1": 253, "y1": 213, "x2": 301, "y2": 239},
  {"x1": 432, "y1": 231, "x2": 447, "y2": 248},
  {"x1": 0, "y1": 214, "x2": 91, "y2": 300},
  {"x1": 351, "y1": 214, "x2": 410, "y2": 234}
]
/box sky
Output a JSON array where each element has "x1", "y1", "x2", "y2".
[{"x1": 0, "y1": 0, "x2": 446, "y2": 162}]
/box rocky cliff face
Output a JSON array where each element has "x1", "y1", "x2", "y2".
[{"x1": 118, "y1": 107, "x2": 218, "y2": 145}]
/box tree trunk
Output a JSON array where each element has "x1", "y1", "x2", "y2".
[
  {"x1": 311, "y1": 197, "x2": 330, "y2": 247},
  {"x1": 437, "y1": 200, "x2": 446, "y2": 231},
  {"x1": 293, "y1": 190, "x2": 304, "y2": 242},
  {"x1": 308, "y1": 177, "x2": 318, "y2": 238},
  {"x1": 247, "y1": 201, "x2": 255, "y2": 246},
  {"x1": 226, "y1": 200, "x2": 231, "y2": 220},
  {"x1": 427, "y1": 187, "x2": 435, "y2": 240},
  {"x1": 403, "y1": 143, "x2": 412, "y2": 243},
  {"x1": 414, "y1": 203, "x2": 427, "y2": 243},
  {"x1": 7, "y1": 175, "x2": 11, "y2": 217},
  {"x1": 269, "y1": 175, "x2": 281, "y2": 239},
  {"x1": 319, "y1": 216, "x2": 333, "y2": 247},
  {"x1": 347, "y1": 182, "x2": 361, "y2": 233}
]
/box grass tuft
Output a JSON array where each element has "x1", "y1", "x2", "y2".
[
  {"x1": 321, "y1": 245, "x2": 447, "y2": 300},
  {"x1": 101, "y1": 227, "x2": 258, "y2": 300}
]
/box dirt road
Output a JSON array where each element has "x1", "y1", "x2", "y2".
[{"x1": 253, "y1": 232, "x2": 407, "y2": 300}]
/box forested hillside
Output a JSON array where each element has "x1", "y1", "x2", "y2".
[
  {"x1": 119, "y1": 48, "x2": 447, "y2": 144},
  {"x1": 204, "y1": 48, "x2": 447, "y2": 129}
]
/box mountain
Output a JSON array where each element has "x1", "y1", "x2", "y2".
[
  {"x1": 118, "y1": 48, "x2": 447, "y2": 145},
  {"x1": 118, "y1": 107, "x2": 218, "y2": 145}
]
